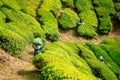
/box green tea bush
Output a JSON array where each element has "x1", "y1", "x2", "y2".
[
  {"x1": 39, "y1": 0, "x2": 62, "y2": 15},
  {"x1": 93, "y1": 0, "x2": 115, "y2": 15},
  {"x1": 0, "y1": 1, "x2": 3, "y2": 7},
  {"x1": 16, "y1": 0, "x2": 40, "y2": 17},
  {"x1": 77, "y1": 24, "x2": 98, "y2": 38},
  {"x1": 59, "y1": 8, "x2": 79, "y2": 29},
  {"x1": 0, "y1": 26, "x2": 26, "y2": 56},
  {"x1": 86, "y1": 42, "x2": 120, "y2": 77},
  {"x1": 61, "y1": 0, "x2": 74, "y2": 7},
  {"x1": 38, "y1": 11, "x2": 60, "y2": 41},
  {"x1": 0, "y1": 11, "x2": 6, "y2": 24},
  {"x1": 76, "y1": 43, "x2": 118, "y2": 80},
  {"x1": 102, "y1": 38, "x2": 120, "y2": 52},
  {"x1": 115, "y1": 3, "x2": 120, "y2": 11},
  {"x1": 1, "y1": 0, "x2": 21, "y2": 11},
  {"x1": 99, "y1": 16, "x2": 113, "y2": 34},
  {"x1": 79, "y1": 10, "x2": 98, "y2": 27},
  {"x1": 4, "y1": 22, "x2": 34, "y2": 43},
  {"x1": 75, "y1": 0, "x2": 93, "y2": 12},
  {"x1": 116, "y1": 12, "x2": 120, "y2": 20},
  {"x1": 99, "y1": 44, "x2": 120, "y2": 67},
  {"x1": 33, "y1": 42, "x2": 97, "y2": 80},
  {"x1": 2, "y1": 8, "x2": 45, "y2": 38},
  {"x1": 95, "y1": 7, "x2": 110, "y2": 17}
]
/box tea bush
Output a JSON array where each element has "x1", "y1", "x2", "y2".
[
  {"x1": 0, "y1": 26, "x2": 26, "y2": 56},
  {"x1": 1, "y1": 0, "x2": 21, "y2": 11},
  {"x1": 0, "y1": 11, "x2": 6, "y2": 24},
  {"x1": 59, "y1": 8, "x2": 79, "y2": 29},
  {"x1": 102, "y1": 38, "x2": 120, "y2": 52},
  {"x1": 93, "y1": 0, "x2": 115, "y2": 16},
  {"x1": 16, "y1": 0, "x2": 40, "y2": 17},
  {"x1": 75, "y1": 0, "x2": 93, "y2": 12},
  {"x1": 99, "y1": 16, "x2": 113, "y2": 34},
  {"x1": 61, "y1": 0, "x2": 74, "y2": 7},
  {"x1": 77, "y1": 24, "x2": 98, "y2": 38},
  {"x1": 38, "y1": 0, "x2": 62, "y2": 15},
  {"x1": 86, "y1": 42, "x2": 120, "y2": 77},
  {"x1": 37, "y1": 10, "x2": 60, "y2": 41},
  {"x1": 79, "y1": 10, "x2": 98, "y2": 27},
  {"x1": 33, "y1": 42, "x2": 97, "y2": 80},
  {"x1": 3, "y1": 22, "x2": 34, "y2": 43},
  {"x1": 2, "y1": 8, "x2": 45, "y2": 38},
  {"x1": 76, "y1": 43, "x2": 118, "y2": 80},
  {"x1": 99, "y1": 44, "x2": 120, "y2": 66}
]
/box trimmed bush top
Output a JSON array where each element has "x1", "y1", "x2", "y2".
[{"x1": 59, "y1": 8, "x2": 79, "y2": 29}]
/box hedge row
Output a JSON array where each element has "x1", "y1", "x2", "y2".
[
  {"x1": 99, "y1": 44, "x2": 120, "y2": 67},
  {"x1": 86, "y1": 42, "x2": 120, "y2": 78},
  {"x1": 0, "y1": 0, "x2": 21, "y2": 11},
  {"x1": 4, "y1": 22, "x2": 34, "y2": 43},
  {"x1": 0, "y1": 26, "x2": 26, "y2": 56},
  {"x1": 1, "y1": 8, "x2": 45, "y2": 38},
  {"x1": 0, "y1": 11, "x2": 6, "y2": 24},
  {"x1": 102, "y1": 38, "x2": 120, "y2": 52},
  {"x1": 33, "y1": 42, "x2": 97, "y2": 80},
  {"x1": 0, "y1": 6, "x2": 45, "y2": 55},
  {"x1": 115, "y1": 3, "x2": 120, "y2": 20},
  {"x1": 59, "y1": 8, "x2": 79, "y2": 29},
  {"x1": 77, "y1": 24, "x2": 98, "y2": 38},
  {"x1": 93, "y1": 0, "x2": 115, "y2": 34},
  {"x1": 77, "y1": 10, "x2": 98, "y2": 38},
  {"x1": 37, "y1": 10, "x2": 60, "y2": 41},
  {"x1": 61, "y1": 0, "x2": 74, "y2": 8},
  {"x1": 38, "y1": 0, "x2": 62, "y2": 15},
  {"x1": 75, "y1": 0, "x2": 93, "y2": 12},
  {"x1": 76, "y1": 43, "x2": 118, "y2": 80},
  {"x1": 16, "y1": 0, "x2": 41, "y2": 17},
  {"x1": 99, "y1": 16, "x2": 113, "y2": 34},
  {"x1": 33, "y1": 40, "x2": 120, "y2": 80},
  {"x1": 93, "y1": 0, "x2": 115, "y2": 16}
]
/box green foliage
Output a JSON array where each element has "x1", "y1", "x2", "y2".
[
  {"x1": 59, "y1": 8, "x2": 79, "y2": 29},
  {"x1": 116, "y1": 12, "x2": 120, "y2": 20},
  {"x1": 38, "y1": 11, "x2": 60, "y2": 41},
  {"x1": 75, "y1": 0, "x2": 93, "y2": 12},
  {"x1": 1, "y1": 8, "x2": 45, "y2": 38},
  {"x1": 0, "y1": 1, "x2": 3, "y2": 7},
  {"x1": 79, "y1": 10, "x2": 98, "y2": 27},
  {"x1": 115, "y1": 3, "x2": 120, "y2": 11},
  {"x1": 99, "y1": 44, "x2": 120, "y2": 67},
  {"x1": 0, "y1": 11, "x2": 6, "y2": 24},
  {"x1": 95, "y1": 7, "x2": 110, "y2": 17},
  {"x1": 61, "y1": 0, "x2": 74, "y2": 7},
  {"x1": 76, "y1": 43, "x2": 118, "y2": 80},
  {"x1": 1, "y1": 0, "x2": 21, "y2": 10},
  {"x1": 39, "y1": 0, "x2": 62, "y2": 15},
  {"x1": 99, "y1": 16, "x2": 113, "y2": 34},
  {"x1": 102, "y1": 38, "x2": 120, "y2": 52},
  {"x1": 16, "y1": 0, "x2": 40, "y2": 17},
  {"x1": 33, "y1": 42, "x2": 97, "y2": 80},
  {"x1": 77, "y1": 24, "x2": 98, "y2": 38},
  {"x1": 86, "y1": 42, "x2": 120, "y2": 76},
  {"x1": 93, "y1": 0, "x2": 115, "y2": 15},
  {"x1": 3, "y1": 22, "x2": 34, "y2": 43},
  {"x1": 0, "y1": 26, "x2": 26, "y2": 56}
]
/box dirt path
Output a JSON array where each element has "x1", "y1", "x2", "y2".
[
  {"x1": 59, "y1": 20, "x2": 120, "y2": 44},
  {"x1": 0, "y1": 45, "x2": 40, "y2": 80}
]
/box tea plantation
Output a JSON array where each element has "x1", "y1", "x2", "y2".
[{"x1": 0, "y1": 0, "x2": 120, "y2": 80}]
